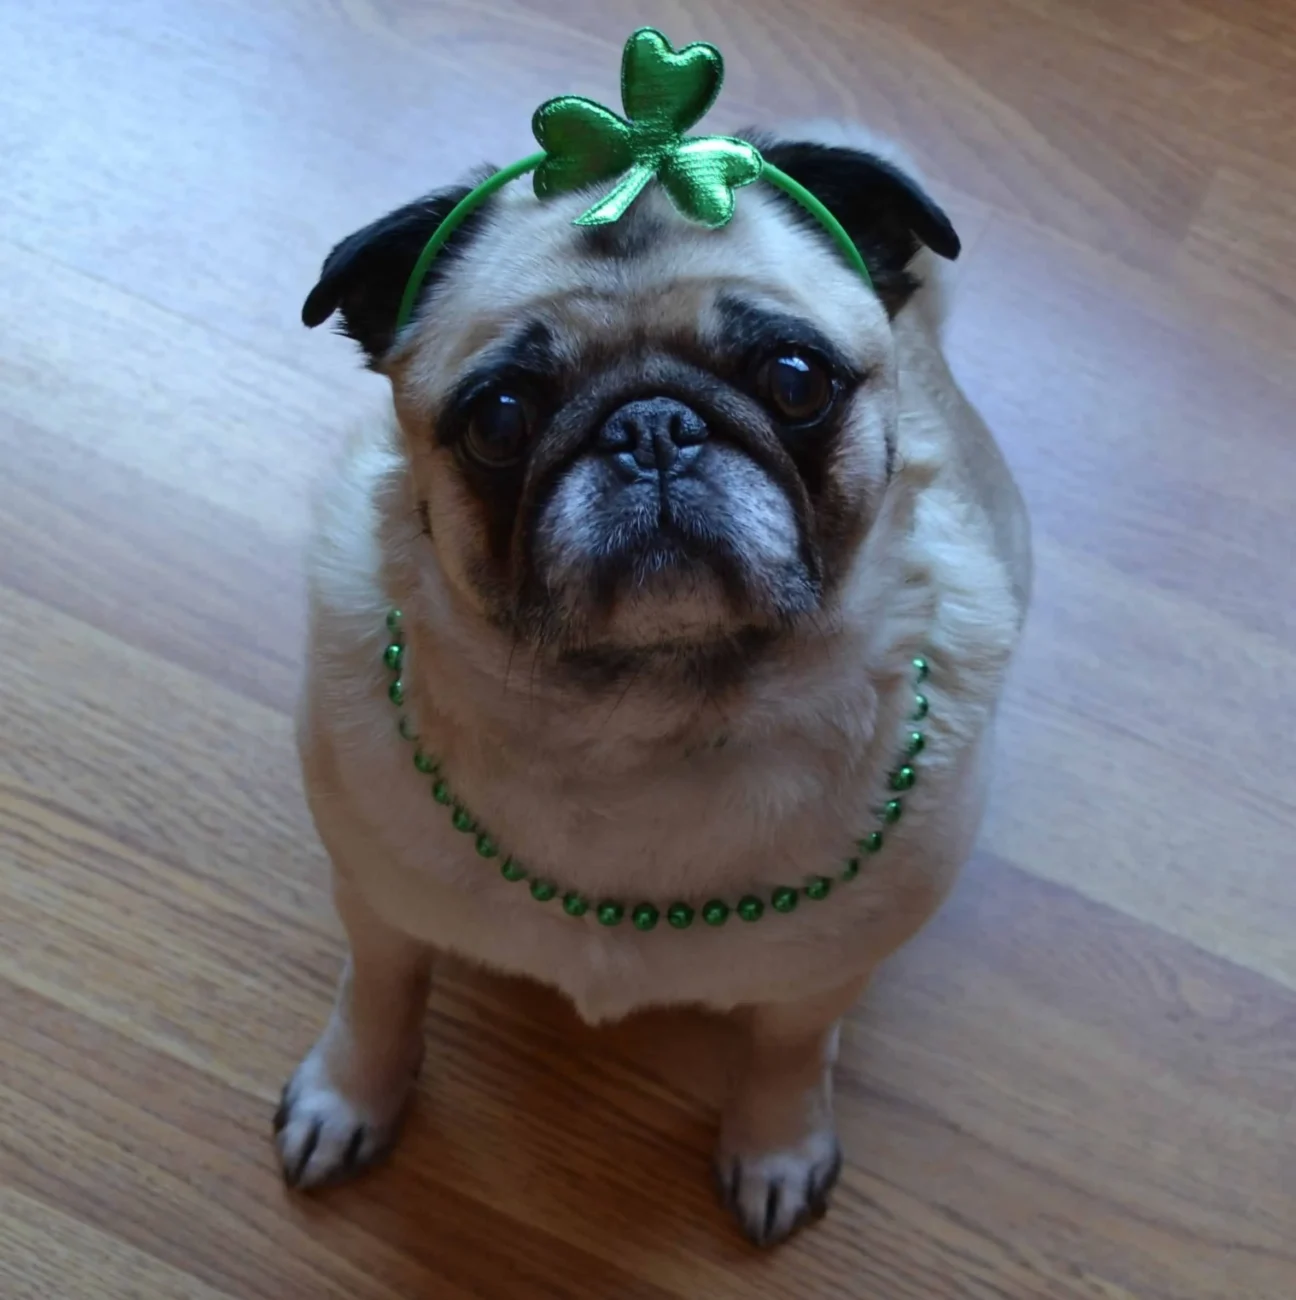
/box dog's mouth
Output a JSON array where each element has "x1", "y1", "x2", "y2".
[
  {"x1": 514, "y1": 445, "x2": 823, "y2": 661},
  {"x1": 585, "y1": 493, "x2": 762, "y2": 609}
]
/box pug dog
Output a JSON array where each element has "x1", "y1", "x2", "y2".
[{"x1": 276, "y1": 127, "x2": 1031, "y2": 1247}]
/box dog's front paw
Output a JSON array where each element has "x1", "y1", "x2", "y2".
[
  {"x1": 715, "y1": 1129, "x2": 843, "y2": 1247},
  {"x1": 274, "y1": 1042, "x2": 417, "y2": 1190}
]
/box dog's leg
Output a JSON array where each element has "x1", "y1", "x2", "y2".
[
  {"x1": 275, "y1": 873, "x2": 432, "y2": 1189},
  {"x1": 716, "y1": 975, "x2": 869, "y2": 1247}
]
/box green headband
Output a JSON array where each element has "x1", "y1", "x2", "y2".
[{"x1": 395, "y1": 27, "x2": 873, "y2": 332}]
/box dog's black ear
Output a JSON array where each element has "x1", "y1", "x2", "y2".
[
  {"x1": 745, "y1": 135, "x2": 961, "y2": 317},
  {"x1": 301, "y1": 180, "x2": 490, "y2": 366}
]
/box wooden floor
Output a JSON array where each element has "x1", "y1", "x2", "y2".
[{"x1": 2, "y1": 0, "x2": 1294, "y2": 1296}]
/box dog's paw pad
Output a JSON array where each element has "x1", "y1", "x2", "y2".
[
  {"x1": 274, "y1": 1066, "x2": 402, "y2": 1191},
  {"x1": 716, "y1": 1131, "x2": 843, "y2": 1247}
]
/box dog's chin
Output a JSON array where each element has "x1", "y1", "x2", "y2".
[
  {"x1": 550, "y1": 603, "x2": 788, "y2": 693},
  {"x1": 588, "y1": 553, "x2": 754, "y2": 647},
  {"x1": 515, "y1": 456, "x2": 824, "y2": 688},
  {"x1": 518, "y1": 539, "x2": 820, "y2": 693}
]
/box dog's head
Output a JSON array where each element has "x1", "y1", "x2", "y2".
[{"x1": 304, "y1": 136, "x2": 958, "y2": 685}]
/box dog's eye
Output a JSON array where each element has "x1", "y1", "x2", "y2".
[
  {"x1": 464, "y1": 390, "x2": 532, "y2": 467},
  {"x1": 757, "y1": 353, "x2": 835, "y2": 426}
]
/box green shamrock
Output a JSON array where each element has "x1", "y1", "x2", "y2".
[
  {"x1": 531, "y1": 27, "x2": 763, "y2": 229},
  {"x1": 392, "y1": 27, "x2": 874, "y2": 332}
]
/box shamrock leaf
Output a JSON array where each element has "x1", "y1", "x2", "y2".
[
  {"x1": 394, "y1": 29, "x2": 872, "y2": 338},
  {"x1": 530, "y1": 28, "x2": 760, "y2": 230},
  {"x1": 533, "y1": 97, "x2": 634, "y2": 198},
  {"x1": 620, "y1": 28, "x2": 723, "y2": 136},
  {"x1": 658, "y1": 137, "x2": 763, "y2": 228}
]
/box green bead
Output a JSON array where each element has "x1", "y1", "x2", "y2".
[
  {"x1": 860, "y1": 831, "x2": 884, "y2": 854},
  {"x1": 500, "y1": 857, "x2": 526, "y2": 882},
  {"x1": 475, "y1": 833, "x2": 498, "y2": 859},
  {"x1": 562, "y1": 892, "x2": 589, "y2": 917},
  {"x1": 906, "y1": 731, "x2": 925, "y2": 758},
  {"x1": 632, "y1": 904, "x2": 660, "y2": 932},
  {"x1": 912, "y1": 693, "x2": 929, "y2": 721},
  {"x1": 530, "y1": 879, "x2": 557, "y2": 902},
  {"x1": 841, "y1": 858, "x2": 861, "y2": 881},
  {"x1": 667, "y1": 902, "x2": 695, "y2": 929},
  {"x1": 702, "y1": 899, "x2": 730, "y2": 927},
  {"x1": 597, "y1": 902, "x2": 624, "y2": 927},
  {"x1": 883, "y1": 798, "x2": 903, "y2": 824},
  {"x1": 398, "y1": 715, "x2": 418, "y2": 742},
  {"x1": 386, "y1": 609, "x2": 403, "y2": 634},
  {"x1": 890, "y1": 765, "x2": 916, "y2": 792},
  {"x1": 383, "y1": 643, "x2": 403, "y2": 672},
  {"x1": 912, "y1": 656, "x2": 929, "y2": 682},
  {"x1": 431, "y1": 779, "x2": 452, "y2": 805},
  {"x1": 771, "y1": 886, "x2": 799, "y2": 914},
  {"x1": 413, "y1": 749, "x2": 436, "y2": 774},
  {"x1": 388, "y1": 679, "x2": 404, "y2": 706},
  {"x1": 805, "y1": 876, "x2": 832, "y2": 901},
  {"x1": 737, "y1": 895, "x2": 765, "y2": 923},
  {"x1": 451, "y1": 805, "x2": 475, "y2": 832}
]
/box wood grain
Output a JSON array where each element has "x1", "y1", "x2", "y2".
[{"x1": 2, "y1": 0, "x2": 1294, "y2": 1297}]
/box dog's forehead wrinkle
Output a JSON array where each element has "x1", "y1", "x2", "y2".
[
  {"x1": 457, "y1": 316, "x2": 560, "y2": 380},
  {"x1": 437, "y1": 288, "x2": 697, "y2": 388},
  {"x1": 430, "y1": 200, "x2": 884, "y2": 379},
  {"x1": 502, "y1": 287, "x2": 826, "y2": 379},
  {"x1": 443, "y1": 180, "x2": 883, "y2": 335}
]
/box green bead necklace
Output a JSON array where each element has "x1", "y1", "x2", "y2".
[{"x1": 381, "y1": 608, "x2": 932, "y2": 932}]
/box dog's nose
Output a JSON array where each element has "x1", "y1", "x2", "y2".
[{"x1": 596, "y1": 397, "x2": 708, "y2": 476}]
